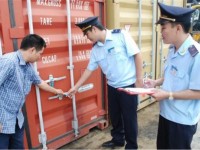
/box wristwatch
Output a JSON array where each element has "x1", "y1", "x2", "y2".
[{"x1": 169, "y1": 92, "x2": 174, "y2": 100}]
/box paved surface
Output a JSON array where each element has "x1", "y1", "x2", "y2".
[{"x1": 60, "y1": 102, "x2": 200, "y2": 149}]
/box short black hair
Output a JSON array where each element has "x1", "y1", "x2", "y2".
[
  {"x1": 83, "y1": 22, "x2": 105, "y2": 35},
  {"x1": 94, "y1": 22, "x2": 105, "y2": 30},
  {"x1": 171, "y1": 21, "x2": 191, "y2": 33},
  {"x1": 20, "y1": 34, "x2": 46, "y2": 51}
]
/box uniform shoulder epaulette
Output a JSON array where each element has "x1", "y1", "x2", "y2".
[
  {"x1": 112, "y1": 29, "x2": 121, "y2": 33},
  {"x1": 188, "y1": 45, "x2": 199, "y2": 57},
  {"x1": 93, "y1": 42, "x2": 97, "y2": 47}
]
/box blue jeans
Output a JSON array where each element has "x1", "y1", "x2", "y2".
[{"x1": 0, "y1": 122, "x2": 24, "y2": 149}]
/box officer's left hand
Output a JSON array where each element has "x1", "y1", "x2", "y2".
[{"x1": 150, "y1": 89, "x2": 169, "y2": 101}]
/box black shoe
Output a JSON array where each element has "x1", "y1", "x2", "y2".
[{"x1": 102, "y1": 140, "x2": 124, "y2": 148}]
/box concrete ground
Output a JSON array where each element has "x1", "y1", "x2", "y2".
[{"x1": 60, "y1": 102, "x2": 200, "y2": 149}]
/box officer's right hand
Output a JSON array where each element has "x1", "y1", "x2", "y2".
[
  {"x1": 67, "y1": 87, "x2": 78, "y2": 99},
  {"x1": 143, "y1": 78, "x2": 156, "y2": 88}
]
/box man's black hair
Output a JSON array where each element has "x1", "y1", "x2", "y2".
[
  {"x1": 171, "y1": 21, "x2": 191, "y2": 33},
  {"x1": 94, "y1": 22, "x2": 105, "y2": 31},
  {"x1": 20, "y1": 34, "x2": 46, "y2": 51}
]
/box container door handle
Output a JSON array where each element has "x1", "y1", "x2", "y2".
[
  {"x1": 45, "y1": 75, "x2": 66, "y2": 87},
  {"x1": 48, "y1": 92, "x2": 69, "y2": 100}
]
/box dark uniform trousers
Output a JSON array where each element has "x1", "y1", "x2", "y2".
[
  {"x1": 108, "y1": 84, "x2": 138, "y2": 149},
  {"x1": 157, "y1": 115, "x2": 197, "y2": 149}
]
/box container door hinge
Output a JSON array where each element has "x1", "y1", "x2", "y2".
[
  {"x1": 72, "y1": 120, "x2": 79, "y2": 137},
  {"x1": 67, "y1": 65, "x2": 74, "y2": 70},
  {"x1": 9, "y1": 27, "x2": 25, "y2": 38},
  {"x1": 48, "y1": 92, "x2": 69, "y2": 100},
  {"x1": 38, "y1": 132, "x2": 47, "y2": 149}
]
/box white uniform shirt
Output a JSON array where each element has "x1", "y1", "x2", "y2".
[
  {"x1": 87, "y1": 29, "x2": 140, "y2": 88},
  {"x1": 161, "y1": 35, "x2": 200, "y2": 125}
]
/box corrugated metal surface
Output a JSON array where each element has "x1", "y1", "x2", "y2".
[{"x1": 0, "y1": 0, "x2": 107, "y2": 149}]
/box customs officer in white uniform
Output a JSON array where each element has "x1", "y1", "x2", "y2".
[
  {"x1": 144, "y1": 3, "x2": 200, "y2": 149},
  {"x1": 68, "y1": 16, "x2": 143, "y2": 149}
]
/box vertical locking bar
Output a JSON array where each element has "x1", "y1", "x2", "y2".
[{"x1": 66, "y1": 0, "x2": 79, "y2": 137}]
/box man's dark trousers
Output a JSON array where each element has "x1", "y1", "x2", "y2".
[
  {"x1": 108, "y1": 84, "x2": 138, "y2": 149},
  {"x1": 0, "y1": 121, "x2": 24, "y2": 149}
]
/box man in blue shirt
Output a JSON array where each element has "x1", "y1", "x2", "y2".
[
  {"x1": 144, "y1": 3, "x2": 200, "y2": 149},
  {"x1": 0, "y1": 34, "x2": 64, "y2": 149},
  {"x1": 68, "y1": 16, "x2": 143, "y2": 149}
]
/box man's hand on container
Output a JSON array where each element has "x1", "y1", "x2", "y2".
[{"x1": 55, "y1": 89, "x2": 64, "y2": 95}]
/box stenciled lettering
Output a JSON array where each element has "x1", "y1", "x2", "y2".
[
  {"x1": 36, "y1": 0, "x2": 62, "y2": 7},
  {"x1": 73, "y1": 34, "x2": 91, "y2": 45},
  {"x1": 71, "y1": 0, "x2": 90, "y2": 10},
  {"x1": 40, "y1": 17, "x2": 53, "y2": 25},
  {"x1": 43, "y1": 37, "x2": 50, "y2": 45},
  {"x1": 76, "y1": 50, "x2": 91, "y2": 61},
  {"x1": 74, "y1": 17, "x2": 85, "y2": 24},
  {"x1": 83, "y1": 1, "x2": 90, "y2": 11},
  {"x1": 42, "y1": 55, "x2": 57, "y2": 64}
]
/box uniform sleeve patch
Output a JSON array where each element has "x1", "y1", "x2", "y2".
[
  {"x1": 188, "y1": 45, "x2": 199, "y2": 57},
  {"x1": 112, "y1": 29, "x2": 121, "y2": 33}
]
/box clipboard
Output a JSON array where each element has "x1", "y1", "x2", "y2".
[{"x1": 118, "y1": 88, "x2": 155, "y2": 95}]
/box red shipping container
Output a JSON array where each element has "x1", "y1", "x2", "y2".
[{"x1": 0, "y1": 0, "x2": 108, "y2": 149}]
